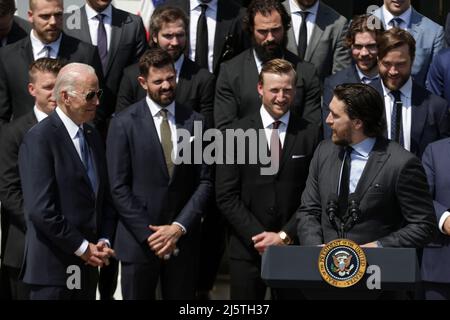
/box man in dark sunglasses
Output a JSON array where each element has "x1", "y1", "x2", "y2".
[{"x1": 18, "y1": 62, "x2": 116, "y2": 300}]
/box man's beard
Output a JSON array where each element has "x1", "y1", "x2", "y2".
[{"x1": 252, "y1": 37, "x2": 287, "y2": 63}]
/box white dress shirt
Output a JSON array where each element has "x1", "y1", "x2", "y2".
[
  {"x1": 30, "y1": 30, "x2": 61, "y2": 60},
  {"x1": 381, "y1": 77, "x2": 412, "y2": 151},
  {"x1": 189, "y1": 0, "x2": 218, "y2": 73},
  {"x1": 85, "y1": 2, "x2": 112, "y2": 50},
  {"x1": 289, "y1": 0, "x2": 319, "y2": 46},
  {"x1": 382, "y1": 5, "x2": 412, "y2": 30},
  {"x1": 260, "y1": 106, "x2": 290, "y2": 149},
  {"x1": 33, "y1": 106, "x2": 49, "y2": 123},
  {"x1": 174, "y1": 54, "x2": 184, "y2": 82}
]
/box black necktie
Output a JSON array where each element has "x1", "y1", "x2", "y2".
[
  {"x1": 97, "y1": 14, "x2": 108, "y2": 73},
  {"x1": 195, "y1": 4, "x2": 209, "y2": 69},
  {"x1": 339, "y1": 146, "x2": 353, "y2": 217},
  {"x1": 391, "y1": 17, "x2": 403, "y2": 28},
  {"x1": 297, "y1": 11, "x2": 309, "y2": 61},
  {"x1": 390, "y1": 90, "x2": 404, "y2": 146},
  {"x1": 270, "y1": 121, "x2": 282, "y2": 169}
]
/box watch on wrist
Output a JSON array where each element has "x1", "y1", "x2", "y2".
[{"x1": 278, "y1": 231, "x2": 292, "y2": 245}]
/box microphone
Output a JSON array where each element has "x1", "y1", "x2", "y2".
[
  {"x1": 326, "y1": 193, "x2": 340, "y2": 233},
  {"x1": 344, "y1": 193, "x2": 360, "y2": 232}
]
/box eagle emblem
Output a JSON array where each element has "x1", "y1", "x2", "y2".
[{"x1": 331, "y1": 250, "x2": 354, "y2": 276}]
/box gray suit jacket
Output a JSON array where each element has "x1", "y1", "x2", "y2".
[
  {"x1": 297, "y1": 138, "x2": 437, "y2": 247},
  {"x1": 372, "y1": 6, "x2": 444, "y2": 87},
  {"x1": 283, "y1": 0, "x2": 351, "y2": 81}
]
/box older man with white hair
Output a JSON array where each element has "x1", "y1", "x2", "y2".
[{"x1": 18, "y1": 63, "x2": 116, "y2": 300}]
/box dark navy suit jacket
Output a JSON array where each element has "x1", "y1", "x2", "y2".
[
  {"x1": 18, "y1": 111, "x2": 116, "y2": 286},
  {"x1": 421, "y1": 138, "x2": 450, "y2": 283},
  {"x1": 427, "y1": 47, "x2": 450, "y2": 105}
]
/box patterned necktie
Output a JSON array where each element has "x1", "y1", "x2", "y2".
[
  {"x1": 390, "y1": 90, "x2": 404, "y2": 146},
  {"x1": 97, "y1": 14, "x2": 108, "y2": 73},
  {"x1": 77, "y1": 127, "x2": 97, "y2": 191},
  {"x1": 270, "y1": 120, "x2": 282, "y2": 171},
  {"x1": 339, "y1": 146, "x2": 353, "y2": 217},
  {"x1": 297, "y1": 11, "x2": 310, "y2": 61},
  {"x1": 160, "y1": 109, "x2": 174, "y2": 177},
  {"x1": 195, "y1": 4, "x2": 209, "y2": 69}
]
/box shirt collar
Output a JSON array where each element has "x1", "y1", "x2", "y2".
[
  {"x1": 382, "y1": 5, "x2": 412, "y2": 26},
  {"x1": 289, "y1": 0, "x2": 319, "y2": 16},
  {"x1": 260, "y1": 105, "x2": 290, "y2": 129},
  {"x1": 191, "y1": 0, "x2": 218, "y2": 12},
  {"x1": 85, "y1": 2, "x2": 113, "y2": 20},
  {"x1": 381, "y1": 76, "x2": 413, "y2": 100},
  {"x1": 351, "y1": 137, "x2": 376, "y2": 158},
  {"x1": 33, "y1": 105, "x2": 49, "y2": 123},
  {"x1": 30, "y1": 29, "x2": 62, "y2": 54},
  {"x1": 146, "y1": 96, "x2": 176, "y2": 118},
  {"x1": 55, "y1": 107, "x2": 83, "y2": 139}
]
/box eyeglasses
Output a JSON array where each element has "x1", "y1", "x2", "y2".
[{"x1": 70, "y1": 89, "x2": 103, "y2": 101}]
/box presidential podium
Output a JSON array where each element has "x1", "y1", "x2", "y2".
[{"x1": 261, "y1": 246, "x2": 420, "y2": 299}]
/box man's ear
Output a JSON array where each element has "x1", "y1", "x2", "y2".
[{"x1": 138, "y1": 76, "x2": 148, "y2": 91}]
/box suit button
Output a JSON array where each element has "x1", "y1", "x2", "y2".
[{"x1": 268, "y1": 207, "x2": 276, "y2": 215}]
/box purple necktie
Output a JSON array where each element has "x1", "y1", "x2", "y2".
[{"x1": 97, "y1": 14, "x2": 108, "y2": 72}]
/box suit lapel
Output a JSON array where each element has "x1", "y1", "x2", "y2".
[
  {"x1": 354, "y1": 138, "x2": 390, "y2": 198},
  {"x1": 283, "y1": 2, "x2": 298, "y2": 55},
  {"x1": 171, "y1": 104, "x2": 194, "y2": 183},
  {"x1": 409, "y1": 8, "x2": 422, "y2": 40},
  {"x1": 410, "y1": 83, "x2": 427, "y2": 155},
  {"x1": 213, "y1": 2, "x2": 233, "y2": 71},
  {"x1": 305, "y1": 3, "x2": 326, "y2": 61},
  {"x1": 78, "y1": 6, "x2": 93, "y2": 44}
]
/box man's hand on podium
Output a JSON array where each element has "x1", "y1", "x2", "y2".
[
  {"x1": 252, "y1": 231, "x2": 286, "y2": 254},
  {"x1": 361, "y1": 241, "x2": 380, "y2": 248}
]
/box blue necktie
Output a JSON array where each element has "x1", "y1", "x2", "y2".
[
  {"x1": 78, "y1": 127, "x2": 97, "y2": 192},
  {"x1": 97, "y1": 14, "x2": 108, "y2": 73}
]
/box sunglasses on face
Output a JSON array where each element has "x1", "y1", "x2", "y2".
[{"x1": 71, "y1": 89, "x2": 103, "y2": 101}]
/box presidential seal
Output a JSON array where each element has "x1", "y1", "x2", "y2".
[{"x1": 318, "y1": 239, "x2": 367, "y2": 288}]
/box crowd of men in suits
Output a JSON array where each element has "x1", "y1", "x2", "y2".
[{"x1": 0, "y1": 0, "x2": 450, "y2": 300}]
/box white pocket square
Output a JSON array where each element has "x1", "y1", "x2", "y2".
[{"x1": 292, "y1": 155, "x2": 306, "y2": 159}]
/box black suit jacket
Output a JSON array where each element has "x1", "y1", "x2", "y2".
[
  {"x1": 322, "y1": 64, "x2": 362, "y2": 138},
  {"x1": 371, "y1": 79, "x2": 450, "y2": 158},
  {"x1": 0, "y1": 112, "x2": 36, "y2": 268},
  {"x1": 106, "y1": 99, "x2": 212, "y2": 263},
  {"x1": 216, "y1": 112, "x2": 321, "y2": 260},
  {"x1": 445, "y1": 12, "x2": 450, "y2": 47},
  {"x1": 214, "y1": 49, "x2": 322, "y2": 130},
  {"x1": 115, "y1": 57, "x2": 215, "y2": 128},
  {"x1": 4, "y1": 17, "x2": 31, "y2": 45},
  {"x1": 18, "y1": 111, "x2": 116, "y2": 285},
  {"x1": 0, "y1": 33, "x2": 103, "y2": 128},
  {"x1": 63, "y1": 5, "x2": 148, "y2": 117},
  {"x1": 165, "y1": 0, "x2": 248, "y2": 74},
  {"x1": 297, "y1": 138, "x2": 437, "y2": 247}
]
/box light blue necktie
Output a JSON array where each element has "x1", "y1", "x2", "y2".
[{"x1": 77, "y1": 127, "x2": 97, "y2": 191}]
